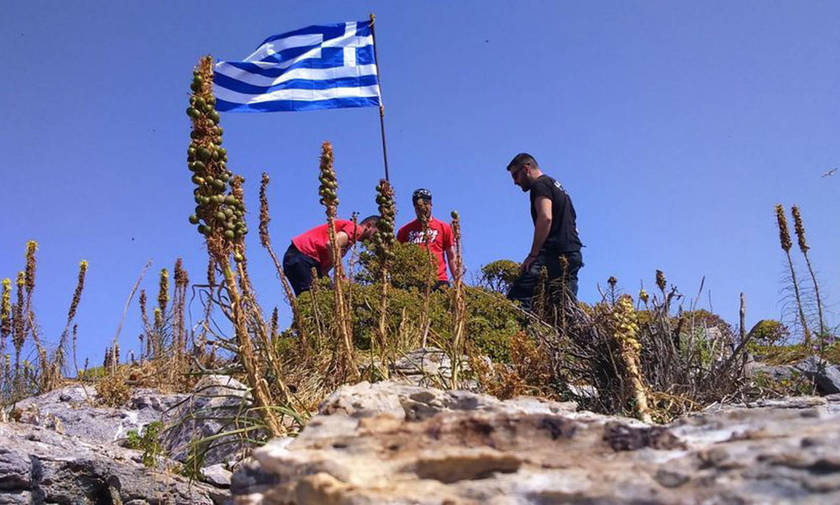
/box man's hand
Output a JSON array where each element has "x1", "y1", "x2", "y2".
[{"x1": 521, "y1": 253, "x2": 537, "y2": 273}]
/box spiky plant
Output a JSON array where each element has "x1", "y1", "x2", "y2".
[
  {"x1": 52, "y1": 260, "x2": 87, "y2": 385},
  {"x1": 259, "y1": 172, "x2": 307, "y2": 349},
  {"x1": 612, "y1": 295, "x2": 652, "y2": 423},
  {"x1": 372, "y1": 179, "x2": 395, "y2": 369},
  {"x1": 775, "y1": 204, "x2": 811, "y2": 346},
  {"x1": 418, "y1": 209, "x2": 435, "y2": 348},
  {"x1": 607, "y1": 276, "x2": 618, "y2": 305},
  {"x1": 1, "y1": 279, "x2": 10, "y2": 351},
  {"x1": 791, "y1": 205, "x2": 825, "y2": 342},
  {"x1": 187, "y1": 55, "x2": 284, "y2": 436},
  {"x1": 449, "y1": 211, "x2": 467, "y2": 389},
  {"x1": 24, "y1": 241, "x2": 36, "y2": 303},
  {"x1": 158, "y1": 269, "x2": 169, "y2": 317},
  {"x1": 173, "y1": 258, "x2": 189, "y2": 363},
  {"x1": 12, "y1": 272, "x2": 25, "y2": 377},
  {"x1": 318, "y1": 141, "x2": 357, "y2": 380}
]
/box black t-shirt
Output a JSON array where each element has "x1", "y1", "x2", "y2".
[{"x1": 530, "y1": 174, "x2": 582, "y2": 252}]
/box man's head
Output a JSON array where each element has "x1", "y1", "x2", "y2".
[
  {"x1": 507, "y1": 153, "x2": 541, "y2": 192},
  {"x1": 357, "y1": 215, "x2": 380, "y2": 240},
  {"x1": 412, "y1": 188, "x2": 433, "y2": 221}
]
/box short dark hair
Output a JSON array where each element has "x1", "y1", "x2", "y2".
[
  {"x1": 359, "y1": 215, "x2": 380, "y2": 227},
  {"x1": 507, "y1": 153, "x2": 539, "y2": 171}
]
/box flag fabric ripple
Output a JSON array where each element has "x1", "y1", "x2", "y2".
[{"x1": 214, "y1": 21, "x2": 381, "y2": 113}]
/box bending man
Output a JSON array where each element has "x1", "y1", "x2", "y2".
[
  {"x1": 506, "y1": 153, "x2": 583, "y2": 308},
  {"x1": 283, "y1": 216, "x2": 379, "y2": 295}
]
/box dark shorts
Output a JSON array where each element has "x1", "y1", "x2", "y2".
[
  {"x1": 507, "y1": 249, "x2": 583, "y2": 310},
  {"x1": 283, "y1": 244, "x2": 323, "y2": 295}
]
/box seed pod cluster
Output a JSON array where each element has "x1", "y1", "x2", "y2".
[
  {"x1": 655, "y1": 269, "x2": 666, "y2": 292},
  {"x1": 791, "y1": 205, "x2": 808, "y2": 253},
  {"x1": 372, "y1": 179, "x2": 395, "y2": 263},
  {"x1": 318, "y1": 142, "x2": 338, "y2": 217},
  {"x1": 1, "y1": 278, "x2": 10, "y2": 339},
  {"x1": 186, "y1": 56, "x2": 246, "y2": 261},
  {"x1": 774, "y1": 204, "x2": 792, "y2": 252}
]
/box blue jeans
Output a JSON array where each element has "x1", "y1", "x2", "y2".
[
  {"x1": 507, "y1": 250, "x2": 582, "y2": 310},
  {"x1": 283, "y1": 244, "x2": 323, "y2": 295}
]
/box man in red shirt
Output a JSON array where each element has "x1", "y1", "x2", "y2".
[
  {"x1": 283, "y1": 215, "x2": 380, "y2": 295},
  {"x1": 397, "y1": 189, "x2": 458, "y2": 290}
]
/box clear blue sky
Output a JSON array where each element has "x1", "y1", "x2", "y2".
[{"x1": 2, "y1": 1, "x2": 838, "y2": 367}]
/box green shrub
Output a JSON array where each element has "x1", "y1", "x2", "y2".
[
  {"x1": 288, "y1": 245, "x2": 527, "y2": 362},
  {"x1": 748, "y1": 320, "x2": 790, "y2": 347},
  {"x1": 478, "y1": 259, "x2": 520, "y2": 294}
]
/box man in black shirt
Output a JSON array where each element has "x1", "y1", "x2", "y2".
[{"x1": 506, "y1": 153, "x2": 583, "y2": 309}]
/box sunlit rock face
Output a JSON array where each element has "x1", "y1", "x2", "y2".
[{"x1": 232, "y1": 381, "x2": 840, "y2": 505}]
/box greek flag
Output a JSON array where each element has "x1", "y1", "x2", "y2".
[{"x1": 214, "y1": 21, "x2": 381, "y2": 113}]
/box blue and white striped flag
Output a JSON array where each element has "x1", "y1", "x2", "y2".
[{"x1": 214, "y1": 21, "x2": 381, "y2": 113}]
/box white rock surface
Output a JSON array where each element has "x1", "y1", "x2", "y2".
[{"x1": 232, "y1": 381, "x2": 840, "y2": 505}]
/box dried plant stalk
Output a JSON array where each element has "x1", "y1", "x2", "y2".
[
  {"x1": 187, "y1": 55, "x2": 284, "y2": 436},
  {"x1": 449, "y1": 211, "x2": 466, "y2": 388},
  {"x1": 259, "y1": 172, "x2": 307, "y2": 349},
  {"x1": 318, "y1": 141, "x2": 357, "y2": 380},
  {"x1": 373, "y1": 179, "x2": 396, "y2": 372},
  {"x1": 775, "y1": 204, "x2": 811, "y2": 345},
  {"x1": 613, "y1": 295, "x2": 652, "y2": 423},
  {"x1": 791, "y1": 205, "x2": 825, "y2": 342}
]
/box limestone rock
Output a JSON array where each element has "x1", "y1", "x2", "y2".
[
  {"x1": 161, "y1": 375, "x2": 258, "y2": 467},
  {"x1": 233, "y1": 382, "x2": 840, "y2": 505},
  {"x1": 0, "y1": 421, "x2": 222, "y2": 505},
  {"x1": 794, "y1": 356, "x2": 840, "y2": 394},
  {"x1": 10, "y1": 384, "x2": 188, "y2": 445}
]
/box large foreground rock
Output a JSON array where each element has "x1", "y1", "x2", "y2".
[
  {"x1": 232, "y1": 381, "x2": 840, "y2": 505},
  {"x1": 0, "y1": 421, "x2": 224, "y2": 505}
]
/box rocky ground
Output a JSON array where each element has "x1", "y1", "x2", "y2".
[
  {"x1": 2, "y1": 352, "x2": 840, "y2": 504},
  {"x1": 232, "y1": 382, "x2": 840, "y2": 505}
]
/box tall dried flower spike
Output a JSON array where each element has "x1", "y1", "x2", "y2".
[
  {"x1": 1, "y1": 279, "x2": 10, "y2": 339},
  {"x1": 67, "y1": 261, "x2": 88, "y2": 323},
  {"x1": 612, "y1": 295, "x2": 651, "y2": 423},
  {"x1": 13, "y1": 272, "x2": 25, "y2": 353},
  {"x1": 655, "y1": 270, "x2": 666, "y2": 292},
  {"x1": 174, "y1": 258, "x2": 188, "y2": 288},
  {"x1": 775, "y1": 204, "x2": 792, "y2": 252},
  {"x1": 775, "y1": 204, "x2": 810, "y2": 345},
  {"x1": 158, "y1": 268, "x2": 169, "y2": 314},
  {"x1": 259, "y1": 173, "x2": 272, "y2": 248},
  {"x1": 791, "y1": 205, "x2": 825, "y2": 342},
  {"x1": 373, "y1": 179, "x2": 396, "y2": 262},
  {"x1": 791, "y1": 205, "x2": 808, "y2": 253},
  {"x1": 318, "y1": 142, "x2": 339, "y2": 216},
  {"x1": 187, "y1": 55, "x2": 244, "y2": 263},
  {"x1": 24, "y1": 241, "x2": 37, "y2": 295}
]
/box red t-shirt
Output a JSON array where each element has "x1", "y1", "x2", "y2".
[
  {"x1": 292, "y1": 219, "x2": 359, "y2": 272},
  {"x1": 397, "y1": 217, "x2": 453, "y2": 281}
]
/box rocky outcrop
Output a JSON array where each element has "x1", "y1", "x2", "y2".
[
  {"x1": 161, "y1": 375, "x2": 257, "y2": 468},
  {"x1": 232, "y1": 381, "x2": 840, "y2": 505},
  {"x1": 2, "y1": 380, "x2": 239, "y2": 502},
  {"x1": 747, "y1": 355, "x2": 840, "y2": 395},
  {"x1": 0, "y1": 421, "x2": 224, "y2": 505},
  {"x1": 12, "y1": 384, "x2": 188, "y2": 445}
]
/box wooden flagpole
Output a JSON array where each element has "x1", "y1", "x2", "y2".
[{"x1": 369, "y1": 13, "x2": 390, "y2": 182}]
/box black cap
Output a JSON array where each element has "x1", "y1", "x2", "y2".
[{"x1": 412, "y1": 188, "x2": 432, "y2": 204}]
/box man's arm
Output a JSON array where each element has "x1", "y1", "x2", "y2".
[
  {"x1": 321, "y1": 230, "x2": 350, "y2": 273},
  {"x1": 522, "y1": 196, "x2": 552, "y2": 272},
  {"x1": 445, "y1": 244, "x2": 460, "y2": 282}
]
